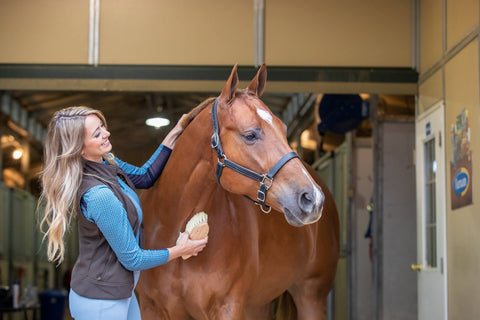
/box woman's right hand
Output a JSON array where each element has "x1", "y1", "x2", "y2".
[
  {"x1": 161, "y1": 114, "x2": 188, "y2": 149},
  {"x1": 167, "y1": 232, "x2": 208, "y2": 261}
]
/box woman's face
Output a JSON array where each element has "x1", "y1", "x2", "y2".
[{"x1": 82, "y1": 114, "x2": 112, "y2": 162}]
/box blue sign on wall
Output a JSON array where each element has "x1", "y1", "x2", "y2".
[
  {"x1": 450, "y1": 108, "x2": 473, "y2": 210},
  {"x1": 453, "y1": 168, "x2": 469, "y2": 197}
]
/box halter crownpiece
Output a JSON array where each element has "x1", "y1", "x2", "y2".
[{"x1": 210, "y1": 98, "x2": 299, "y2": 213}]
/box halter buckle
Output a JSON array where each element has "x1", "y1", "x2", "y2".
[
  {"x1": 261, "y1": 175, "x2": 273, "y2": 189},
  {"x1": 211, "y1": 133, "x2": 219, "y2": 149},
  {"x1": 257, "y1": 189, "x2": 266, "y2": 202},
  {"x1": 217, "y1": 154, "x2": 227, "y2": 167},
  {"x1": 257, "y1": 176, "x2": 272, "y2": 203}
]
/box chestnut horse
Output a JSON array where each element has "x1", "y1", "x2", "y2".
[{"x1": 137, "y1": 64, "x2": 339, "y2": 319}]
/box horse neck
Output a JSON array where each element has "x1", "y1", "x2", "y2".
[{"x1": 158, "y1": 106, "x2": 218, "y2": 226}]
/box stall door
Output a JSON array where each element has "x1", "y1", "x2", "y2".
[{"x1": 414, "y1": 102, "x2": 447, "y2": 320}]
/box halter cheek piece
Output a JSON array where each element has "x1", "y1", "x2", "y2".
[{"x1": 210, "y1": 98, "x2": 299, "y2": 213}]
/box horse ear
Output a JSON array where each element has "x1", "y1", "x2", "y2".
[
  {"x1": 219, "y1": 64, "x2": 239, "y2": 104},
  {"x1": 247, "y1": 63, "x2": 267, "y2": 97}
]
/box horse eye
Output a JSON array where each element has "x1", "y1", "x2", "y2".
[{"x1": 242, "y1": 130, "x2": 259, "y2": 144}]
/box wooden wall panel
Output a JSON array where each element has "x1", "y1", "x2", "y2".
[
  {"x1": 444, "y1": 40, "x2": 480, "y2": 319},
  {"x1": 0, "y1": 0, "x2": 89, "y2": 63},
  {"x1": 265, "y1": 0, "x2": 411, "y2": 67},
  {"x1": 420, "y1": 0, "x2": 443, "y2": 73},
  {"x1": 99, "y1": 0, "x2": 253, "y2": 65},
  {"x1": 446, "y1": 0, "x2": 479, "y2": 51},
  {"x1": 0, "y1": 0, "x2": 415, "y2": 68},
  {"x1": 418, "y1": 69, "x2": 443, "y2": 113}
]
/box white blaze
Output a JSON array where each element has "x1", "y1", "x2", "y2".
[{"x1": 256, "y1": 108, "x2": 272, "y2": 125}]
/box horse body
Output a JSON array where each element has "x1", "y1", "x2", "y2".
[{"x1": 137, "y1": 65, "x2": 339, "y2": 320}]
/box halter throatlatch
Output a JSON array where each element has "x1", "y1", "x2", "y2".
[{"x1": 210, "y1": 98, "x2": 299, "y2": 213}]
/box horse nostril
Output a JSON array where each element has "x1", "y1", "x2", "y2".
[{"x1": 299, "y1": 191, "x2": 314, "y2": 212}]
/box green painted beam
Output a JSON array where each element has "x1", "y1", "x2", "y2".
[{"x1": 0, "y1": 64, "x2": 418, "y2": 84}]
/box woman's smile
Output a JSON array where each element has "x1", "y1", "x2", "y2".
[{"x1": 82, "y1": 114, "x2": 112, "y2": 162}]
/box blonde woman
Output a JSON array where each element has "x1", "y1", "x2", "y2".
[{"x1": 39, "y1": 106, "x2": 208, "y2": 320}]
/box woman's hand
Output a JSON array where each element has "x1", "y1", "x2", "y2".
[
  {"x1": 167, "y1": 232, "x2": 208, "y2": 261},
  {"x1": 161, "y1": 114, "x2": 188, "y2": 149}
]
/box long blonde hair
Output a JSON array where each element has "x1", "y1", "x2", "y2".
[{"x1": 39, "y1": 106, "x2": 111, "y2": 263}]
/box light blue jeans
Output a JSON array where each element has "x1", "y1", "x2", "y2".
[
  {"x1": 69, "y1": 271, "x2": 141, "y2": 320},
  {"x1": 69, "y1": 289, "x2": 141, "y2": 320}
]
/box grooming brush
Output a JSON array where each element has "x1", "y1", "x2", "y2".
[{"x1": 176, "y1": 211, "x2": 209, "y2": 260}]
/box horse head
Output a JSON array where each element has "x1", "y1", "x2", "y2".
[{"x1": 211, "y1": 64, "x2": 324, "y2": 226}]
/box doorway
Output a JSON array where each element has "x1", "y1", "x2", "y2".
[{"x1": 414, "y1": 102, "x2": 448, "y2": 320}]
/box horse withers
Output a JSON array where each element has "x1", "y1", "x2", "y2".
[{"x1": 137, "y1": 64, "x2": 340, "y2": 320}]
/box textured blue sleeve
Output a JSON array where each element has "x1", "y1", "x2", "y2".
[
  {"x1": 82, "y1": 186, "x2": 170, "y2": 270},
  {"x1": 115, "y1": 144, "x2": 172, "y2": 189}
]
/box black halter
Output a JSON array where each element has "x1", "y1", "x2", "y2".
[{"x1": 210, "y1": 98, "x2": 299, "y2": 213}]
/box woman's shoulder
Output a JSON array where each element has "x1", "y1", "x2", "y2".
[
  {"x1": 81, "y1": 185, "x2": 123, "y2": 221},
  {"x1": 82, "y1": 185, "x2": 116, "y2": 203}
]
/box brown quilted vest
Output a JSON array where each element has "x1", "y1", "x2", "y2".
[{"x1": 70, "y1": 159, "x2": 142, "y2": 300}]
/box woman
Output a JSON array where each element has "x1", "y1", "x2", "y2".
[{"x1": 39, "y1": 106, "x2": 208, "y2": 319}]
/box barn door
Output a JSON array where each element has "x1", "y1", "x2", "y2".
[{"x1": 413, "y1": 102, "x2": 447, "y2": 320}]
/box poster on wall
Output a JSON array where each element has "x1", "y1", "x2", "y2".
[{"x1": 450, "y1": 108, "x2": 473, "y2": 210}]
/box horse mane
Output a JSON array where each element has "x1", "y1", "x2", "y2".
[{"x1": 179, "y1": 97, "x2": 216, "y2": 129}]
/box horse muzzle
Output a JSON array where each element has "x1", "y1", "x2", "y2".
[{"x1": 280, "y1": 183, "x2": 324, "y2": 227}]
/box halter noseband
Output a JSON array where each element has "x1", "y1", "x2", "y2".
[{"x1": 210, "y1": 98, "x2": 299, "y2": 213}]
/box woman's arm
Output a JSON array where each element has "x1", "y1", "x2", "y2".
[
  {"x1": 115, "y1": 145, "x2": 171, "y2": 189},
  {"x1": 160, "y1": 114, "x2": 187, "y2": 149},
  {"x1": 82, "y1": 186, "x2": 207, "y2": 271},
  {"x1": 115, "y1": 114, "x2": 188, "y2": 189}
]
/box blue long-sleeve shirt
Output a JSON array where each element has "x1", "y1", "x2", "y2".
[{"x1": 80, "y1": 144, "x2": 172, "y2": 271}]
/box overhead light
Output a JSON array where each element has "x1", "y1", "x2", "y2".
[
  {"x1": 145, "y1": 117, "x2": 170, "y2": 129},
  {"x1": 12, "y1": 148, "x2": 23, "y2": 160}
]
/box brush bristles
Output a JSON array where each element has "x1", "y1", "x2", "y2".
[
  {"x1": 177, "y1": 212, "x2": 209, "y2": 260},
  {"x1": 185, "y1": 211, "x2": 208, "y2": 234}
]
